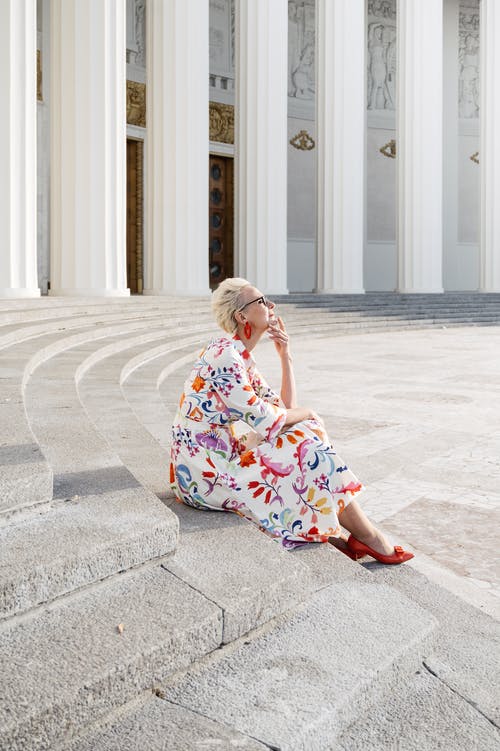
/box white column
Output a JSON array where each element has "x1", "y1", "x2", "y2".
[
  {"x1": 315, "y1": 0, "x2": 365, "y2": 294},
  {"x1": 442, "y1": 0, "x2": 459, "y2": 290},
  {"x1": 397, "y1": 0, "x2": 443, "y2": 293},
  {"x1": 144, "y1": 0, "x2": 210, "y2": 296},
  {"x1": 0, "y1": 0, "x2": 40, "y2": 298},
  {"x1": 49, "y1": 0, "x2": 129, "y2": 296},
  {"x1": 236, "y1": 0, "x2": 288, "y2": 294},
  {"x1": 480, "y1": 0, "x2": 500, "y2": 291}
]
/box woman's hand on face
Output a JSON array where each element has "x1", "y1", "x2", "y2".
[{"x1": 268, "y1": 316, "x2": 290, "y2": 358}]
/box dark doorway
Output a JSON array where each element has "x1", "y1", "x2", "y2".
[
  {"x1": 126, "y1": 138, "x2": 144, "y2": 294},
  {"x1": 209, "y1": 155, "x2": 234, "y2": 289}
]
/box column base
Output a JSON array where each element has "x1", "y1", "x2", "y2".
[
  {"x1": 262, "y1": 287, "x2": 289, "y2": 296},
  {"x1": 314, "y1": 288, "x2": 365, "y2": 295},
  {"x1": 49, "y1": 288, "x2": 130, "y2": 297},
  {"x1": 143, "y1": 288, "x2": 212, "y2": 297},
  {"x1": 397, "y1": 288, "x2": 444, "y2": 294},
  {"x1": 0, "y1": 288, "x2": 41, "y2": 298}
]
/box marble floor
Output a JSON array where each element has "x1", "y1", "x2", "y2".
[{"x1": 256, "y1": 323, "x2": 500, "y2": 621}]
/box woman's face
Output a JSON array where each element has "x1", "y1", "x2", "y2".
[{"x1": 237, "y1": 285, "x2": 276, "y2": 332}]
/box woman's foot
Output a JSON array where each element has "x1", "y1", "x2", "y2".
[
  {"x1": 328, "y1": 535, "x2": 366, "y2": 560},
  {"x1": 347, "y1": 534, "x2": 414, "y2": 565},
  {"x1": 352, "y1": 529, "x2": 394, "y2": 556}
]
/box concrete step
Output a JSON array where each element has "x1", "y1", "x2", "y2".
[
  {"x1": 0, "y1": 315, "x2": 183, "y2": 521},
  {"x1": 45, "y1": 548, "x2": 436, "y2": 751},
  {"x1": 120, "y1": 339, "x2": 217, "y2": 450},
  {"x1": 277, "y1": 291, "x2": 500, "y2": 305},
  {"x1": 74, "y1": 330, "x2": 213, "y2": 492},
  {"x1": 337, "y1": 564, "x2": 500, "y2": 750},
  {"x1": 0, "y1": 296, "x2": 210, "y2": 326},
  {"x1": 0, "y1": 310, "x2": 167, "y2": 344},
  {"x1": 0, "y1": 565, "x2": 223, "y2": 751},
  {"x1": 66, "y1": 695, "x2": 268, "y2": 751},
  {"x1": 157, "y1": 552, "x2": 436, "y2": 750},
  {"x1": 0, "y1": 322, "x2": 143, "y2": 521},
  {"x1": 0, "y1": 328, "x2": 184, "y2": 618},
  {"x1": 0, "y1": 471, "x2": 177, "y2": 619},
  {"x1": 338, "y1": 669, "x2": 500, "y2": 750},
  {"x1": 369, "y1": 565, "x2": 500, "y2": 729},
  {"x1": 0, "y1": 314, "x2": 213, "y2": 520},
  {"x1": 1, "y1": 292, "x2": 499, "y2": 332},
  {"x1": 280, "y1": 307, "x2": 500, "y2": 322},
  {"x1": 284, "y1": 318, "x2": 500, "y2": 334}
]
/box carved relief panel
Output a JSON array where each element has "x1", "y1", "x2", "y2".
[
  {"x1": 127, "y1": 81, "x2": 146, "y2": 127},
  {"x1": 367, "y1": 0, "x2": 397, "y2": 111},
  {"x1": 288, "y1": 1, "x2": 315, "y2": 100},
  {"x1": 126, "y1": 0, "x2": 145, "y2": 67},
  {"x1": 459, "y1": 1, "x2": 479, "y2": 119},
  {"x1": 210, "y1": 0, "x2": 234, "y2": 78}
]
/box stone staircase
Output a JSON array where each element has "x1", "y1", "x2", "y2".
[{"x1": 0, "y1": 294, "x2": 499, "y2": 750}]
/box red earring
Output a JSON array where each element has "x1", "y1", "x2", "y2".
[{"x1": 243, "y1": 321, "x2": 252, "y2": 339}]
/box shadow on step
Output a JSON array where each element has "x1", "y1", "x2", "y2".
[{"x1": 53, "y1": 465, "x2": 141, "y2": 499}]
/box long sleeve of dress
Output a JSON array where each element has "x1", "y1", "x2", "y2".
[{"x1": 201, "y1": 340, "x2": 286, "y2": 442}]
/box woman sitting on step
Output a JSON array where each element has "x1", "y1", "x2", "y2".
[{"x1": 170, "y1": 277, "x2": 413, "y2": 564}]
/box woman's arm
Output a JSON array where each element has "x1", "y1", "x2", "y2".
[
  {"x1": 283, "y1": 406, "x2": 322, "y2": 427},
  {"x1": 268, "y1": 317, "x2": 323, "y2": 429},
  {"x1": 268, "y1": 316, "x2": 297, "y2": 408}
]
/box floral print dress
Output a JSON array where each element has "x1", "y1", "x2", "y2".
[{"x1": 170, "y1": 335, "x2": 364, "y2": 550}]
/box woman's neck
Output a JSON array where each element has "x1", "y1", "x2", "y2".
[{"x1": 235, "y1": 325, "x2": 263, "y2": 352}]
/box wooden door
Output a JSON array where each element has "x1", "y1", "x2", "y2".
[
  {"x1": 126, "y1": 139, "x2": 144, "y2": 294},
  {"x1": 209, "y1": 155, "x2": 234, "y2": 289}
]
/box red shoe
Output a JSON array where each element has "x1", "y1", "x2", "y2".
[
  {"x1": 337, "y1": 545, "x2": 366, "y2": 561},
  {"x1": 346, "y1": 534, "x2": 414, "y2": 564}
]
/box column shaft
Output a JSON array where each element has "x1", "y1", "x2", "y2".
[
  {"x1": 442, "y1": 0, "x2": 459, "y2": 289},
  {"x1": 397, "y1": 0, "x2": 443, "y2": 293},
  {"x1": 145, "y1": 0, "x2": 210, "y2": 295},
  {"x1": 0, "y1": 0, "x2": 40, "y2": 298},
  {"x1": 480, "y1": 0, "x2": 500, "y2": 291},
  {"x1": 236, "y1": 0, "x2": 288, "y2": 294},
  {"x1": 50, "y1": 0, "x2": 129, "y2": 296},
  {"x1": 315, "y1": 0, "x2": 365, "y2": 294}
]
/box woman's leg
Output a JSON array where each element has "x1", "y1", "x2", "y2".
[{"x1": 333, "y1": 500, "x2": 395, "y2": 556}]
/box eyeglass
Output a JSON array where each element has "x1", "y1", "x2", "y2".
[{"x1": 238, "y1": 295, "x2": 272, "y2": 312}]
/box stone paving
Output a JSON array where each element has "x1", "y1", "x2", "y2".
[{"x1": 256, "y1": 323, "x2": 500, "y2": 621}]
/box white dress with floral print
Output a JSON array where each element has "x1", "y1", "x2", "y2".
[{"x1": 170, "y1": 335, "x2": 364, "y2": 549}]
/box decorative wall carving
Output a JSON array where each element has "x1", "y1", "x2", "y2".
[
  {"x1": 379, "y1": 139, "x2": 396, "y2": 159},
  {"x1": 127, "y1": 81, "x2": 146, "y2": 127},
  {"x1": 210, "y1": 0, "x2": 234, "y2": 78},
  {"x1": 135, "y1": 0, "x2": 145, "y2": 66},
  {"x1": 367, "y1": 1, "x2": 396, "y2": 20},
  {"x1": 127, "y1": 0, "x2": 145, "y2": 67},
  {"x1": 367, "y1": 19, "x2": 396, "y2": 111},
  {"x1": 288, "y1": 1, "x2": 315, "y2": 100},
  {"x1": 230, "y1": 0, "x2": 235, "y2": 69},
  {"x1": 209, "y1": 102, "x2": 234, "y2": 144},
  {"x1": 459, "y1": 2, "x2": 479, "y2": 118},
  {"x1": 289, "y1": 130, "x2": 315, "y2": 150},
  {"x1": 37, "y1": 49, "x2": 42, "y2": 101}
]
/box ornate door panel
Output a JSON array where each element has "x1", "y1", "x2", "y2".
[
  {"x1": 209, "y1": 155, "x2": 234, "y2": 289},
  {"x1": 126, "y1": 139, "x2": 144, "y2": 294}
]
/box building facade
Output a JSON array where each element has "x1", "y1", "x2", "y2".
[{"x1": 1, "y1": 0, "x2": 499, "y2": 298}]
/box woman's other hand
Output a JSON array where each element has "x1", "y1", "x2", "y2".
[
  {"x1": 284, "y1": 407, "x2": 324, "y2": 428},
  {"x1": 268, "y1": 316, "x2": 290, "y2": 359}
]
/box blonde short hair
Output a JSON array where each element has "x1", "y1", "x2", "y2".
[{"x1": 211, "y1": 277, "x2": 251, "y2": 333}]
